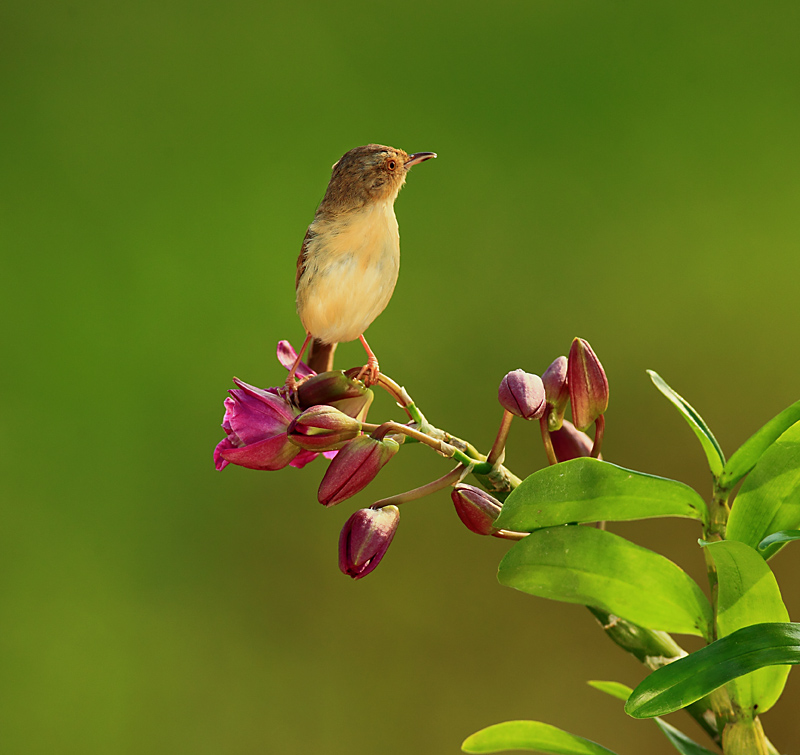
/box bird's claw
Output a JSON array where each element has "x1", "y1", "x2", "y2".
[
  {"x1": 279, "y1": 374, "x2": 303, "y2": 404},
  {"x1": 356, "y1": 358, "x2": 380, "y2": 387}
]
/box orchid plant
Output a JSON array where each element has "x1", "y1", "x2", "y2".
[{"x1": 215, "y1": 338, "x2": 800, "y2": 755}]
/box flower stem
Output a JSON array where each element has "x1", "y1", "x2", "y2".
[
  {"x1": 491, "y1": 529, "x2": 527, "y2": 541},
  {"x1": 372, "y1": 465, "x2": 470, "y2": 508},
  {"x1": 374, "y1": 374, "x2": 427, "y2": 425},
  {"x1": 590, "y1": 415, "x2": 605, "y2": 458},
  {"x1": 372, "y1": 421, "x2": 474, "y2": 466},
  {"x1": 487, "y1": 410, "x2": 514, "y2": 467},
  {"x1": 540, "y1": 416, "x2": 558, "y2": 465},
  {"x1": 372, "y1": 371, "x2": 522, "y2": 499}
]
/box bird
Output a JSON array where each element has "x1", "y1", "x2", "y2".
[{"x1": 286, "y1": 144, "x2": 436, "y2": 388}]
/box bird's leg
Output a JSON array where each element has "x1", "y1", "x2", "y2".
[
  {"x1": 356, "y1": 334, "x2": 380, "y2": 386},
  {"x1": 284, "y1": 333, "x2": 313, "y2": 392}
]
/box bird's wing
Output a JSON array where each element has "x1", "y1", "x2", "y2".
[{"x1": 296, "y1": 228, "x2": 313, "y2": 290}]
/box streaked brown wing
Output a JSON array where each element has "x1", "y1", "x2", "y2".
[{"x1": 296, "y1": 228, "x2": 312, "y2": 290}]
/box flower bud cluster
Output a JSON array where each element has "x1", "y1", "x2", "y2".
[
  {"x1": 494, "y1": 337, "x2": 607, "y2": 464},
  {"x1": 215, "y1": 337, "x2": 609, "y2": 580}
]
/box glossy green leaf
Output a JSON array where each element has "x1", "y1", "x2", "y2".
[
  {"x1": 654, "y1": 719, "x2": 717, "y2": 755},
  {"x1": 494, "y1": 458, "x2": 707, "y2": 532},
  {"x1": 498, "y1": 526, "x2": 712, "y2": 638},
  {"x1": 625, "y1": 622, "x2": 800, "y2": 718},
  {"x1": 704, "y1": 541, "x2": 790, "y2": 713},
  {"x1": 759, "y1": 529, "x2": 800, "y2": 551},
  {"x1": 462, "y1": 721, "x2": 618, "y2": 754},
  {"x1": 726, "y1": 421, "x2": 800, "y2": 560},
  {"x1": 648, "y1": 371, "x2": 725, "y2": 478},
  {"x1": 588, "y1": 682, "x2": 716, "y2": 755},
  {"x1": 587, "y1": 680, "x2": 632, "y2": 701},
  {"x1": 720, "y1": 400, "x2": 800, "y2": 490}
]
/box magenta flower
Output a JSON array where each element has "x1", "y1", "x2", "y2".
[
  {"x1": 339, "y1": 506, "x2": 400, "y2": 579},
  {"x1": 214, "y1": 378, "x2": 303, "y2": 471},
  {"x1": 276, "y1": 340, "x2": 316, "y2": 379}
]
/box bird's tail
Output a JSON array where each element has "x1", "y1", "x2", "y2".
[{"x1": 307, "y1": 339, "x2": 337, "y2": 373}]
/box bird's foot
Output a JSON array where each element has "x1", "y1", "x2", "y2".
[
  {"x1": 356, "y1": 356, "x2": 380, "y2": 387},
  {"x1": 278, "y1": 373, "x2": 303, "y2": 404}
]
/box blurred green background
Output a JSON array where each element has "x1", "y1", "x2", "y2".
[{"x1": 3, "y1": 0, "x2": 799, "y2": 752}]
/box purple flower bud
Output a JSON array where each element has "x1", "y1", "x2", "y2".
[
  {"x1": 451, "y1": 484, "x2": 502, "y2": 535},
  {"x1": 318, "y1": 435, "x2": 400, "y2": 507},
  {"x1": 542, "y1": 356, "x2": 569, "y2": 430},
  {"x1": 287, "y1": 405, "x2": 362, "y2": 451},
  {"x1": 550, "y1": 419, "x2": 597, "y2": 462},
  {"x1": 567, "y1": 338, "x2": 609, "y2": 431},
  {"x1": 297, "y1": 371, "x2": 374, "y2": 421},
  {"x1": 498, "y1": 370, "x2": 546, "y2": 420},
  {"x1": 214, "y1": 379, "x2": 301, "y2": 471},
  {"x1": 338, "y1": 506, "x2": 400, "y2": 579}
]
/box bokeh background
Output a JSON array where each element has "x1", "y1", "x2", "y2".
[{"x1": 3, "y1": 0, "x2": 799, "y2": 752}]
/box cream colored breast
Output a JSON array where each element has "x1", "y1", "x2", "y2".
[{"x1": 297, "y1": 200, "x2": 401, "y2": 344}]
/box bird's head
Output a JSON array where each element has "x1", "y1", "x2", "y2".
[{"x1": 321, "y1": 144, "x2": 436, "y2": 211}]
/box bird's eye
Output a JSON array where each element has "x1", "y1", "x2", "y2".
[{"x1": 387, "y1": 159, "x2": 397, "y2": 171}]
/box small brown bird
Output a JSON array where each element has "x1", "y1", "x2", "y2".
[{"x1": 287, "y1": 144, "x2": 436, "y2": 387}]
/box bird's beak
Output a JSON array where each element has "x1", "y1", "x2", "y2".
[{"x1": 405, "y1": 152, "x2": 437, "y2": 168}]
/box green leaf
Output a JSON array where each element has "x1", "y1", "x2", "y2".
[
  {"x1": 625, "y1": 622, "x2": 800, "y2": 718},
  {"x1": 647, "y1": 370, "x2": 725, "y2": 478},
  {"x1": 587, "y1": 680, "x2": 632, "y2": 701},
  {"x1": 654, "y1": 719, "x2": 717, "y2": 755},
  {"x1": 498, "y1": 526, "x2": 712, "y2": 638},
  {"x1": 704, "y1": 541, "x2": 790, "y2": 713},
  {"x1": 726, "y1": 421, "x2": 800, "y2": 559},
  {"x1": 462, "y1": 721, "x2": 618, "y2": 754},
  {"x1": 494, "y1": 458, "x2": 707, "y2": 532},
  {"x1": 587, "y1": 682, "x2": 717, "y2": 754},
  {"x1": 759, "y1": 529, "x2": 800, "y2": 551},
  {"x1": 720, "y1": 399, "x2": 800, "y2": 490}
]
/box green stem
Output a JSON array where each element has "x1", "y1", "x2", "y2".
[
  {"x1": 373, "y1": 421, "x2": 476, "y2": 466},
  {"x1": 374, "y1": 373, "x2": 428, "y2": 426},
  {"x1": 706, "y1": 483, "x2": 731, "y2": 541},
  {"x1": 587, "y1": 607, "x2": 721, "y2": 745}
]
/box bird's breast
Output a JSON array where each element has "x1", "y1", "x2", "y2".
[{"x1": 297, "y1": 200, "x2": 401, "y2": 344}]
